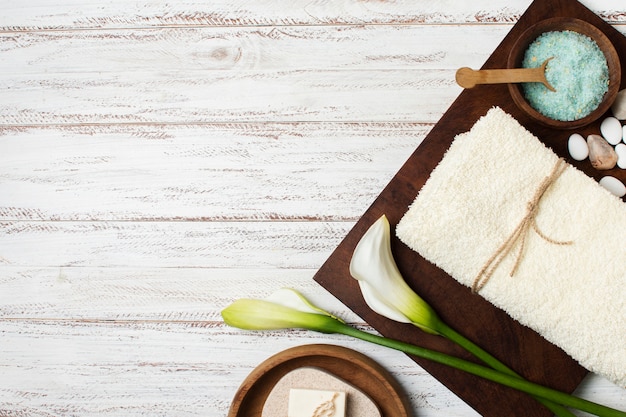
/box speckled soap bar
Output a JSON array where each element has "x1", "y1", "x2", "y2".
[{"x1": 261, "y1": 367, "x2": 381, "y2": 417}]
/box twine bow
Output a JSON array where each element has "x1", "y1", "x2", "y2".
[
  {"x1": 472, "y1": 158, "x2": 573, "y2": 293},
  {"x1": 312, "y1": 392, "x2": 339, "y2": 417}
]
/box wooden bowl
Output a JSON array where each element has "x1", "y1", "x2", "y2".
[
  {"x1": 227, "y1": 344, "x2": 412, "y2": 417},
  {"x1": 507, "y1": 17, "x2": 621, "y2": 129}
]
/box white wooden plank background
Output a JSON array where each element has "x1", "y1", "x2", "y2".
[{"x1": 1, "y1": 1, "x2": 625, "y2": 416}]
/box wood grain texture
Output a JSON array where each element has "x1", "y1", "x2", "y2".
[
  {"x1": 0, "y1": 123, "x2": 425, "y2": 221},
  {"x1": 2, "y1": 0, "x2": 625, "y2": 31},
  {"x1": 1, "y1": 0, "x2": 625, "y2": 416}
]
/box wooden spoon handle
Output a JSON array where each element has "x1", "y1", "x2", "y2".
[{"x1": 455, "y1": 58, "x2": 555, "y2": 91}]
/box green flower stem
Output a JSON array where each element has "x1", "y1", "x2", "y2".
[
  {"x1": 436, "y1": 321, "x2": 575, "y2": 417},
  {"x1": 329, "y1": 321, "x2": 626, "y2": 417}
]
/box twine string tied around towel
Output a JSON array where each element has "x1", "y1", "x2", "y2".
[{"x1": 472, "y1": 158, "x2": 573, "y2": 293}]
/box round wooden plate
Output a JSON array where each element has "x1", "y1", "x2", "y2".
[{"x1": 228, "y1": 344, "x2": 413, "y2": 417}]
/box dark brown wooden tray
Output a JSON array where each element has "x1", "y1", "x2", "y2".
[{"x1": 313, "y1": 1, "x2": 626, "y2": 416}]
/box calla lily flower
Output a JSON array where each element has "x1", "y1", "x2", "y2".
[
  {"x1": 349, "y1": 215, "x2": 441, "y2": 334},
  {"x1": 221, "y1": 290, "x2": 625, "y2": 417},
  {"x1": 349, "y1": 215, "x2": 576, "y2": 417},
  {"x1": 221, "y1": 288, "x2": 343, "y2": 333}
]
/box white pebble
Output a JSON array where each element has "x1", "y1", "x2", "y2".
[
  {"x1": 599, "y1": 176, "x2": 626, "y2": 197},
  {"x1": 616, "y1": 143, "x2": 626, "y2": 169},
  {"x1": 612, "y1": 89, "x2": 626, "y2": 120},
  {"x1": 623, "y1": 125, "x2": 626, "y2": 144},
  {"x1": 567, "y1": 133, "x2": 588, "y2": 161},
  {"x1": 600, "y1": 117, "x2": 623, "y2": 145}
]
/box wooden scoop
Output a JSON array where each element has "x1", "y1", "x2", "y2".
[{"x1": 455, "y1": 58, "x2": 555, "y2": 91}]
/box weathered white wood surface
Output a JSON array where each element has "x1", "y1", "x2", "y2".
[{"x1": 1, "y1": 0, "x2": 624, "y2": 416}]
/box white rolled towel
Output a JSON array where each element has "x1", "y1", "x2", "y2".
[{"x1": 396, "y1": 107, "x2": 626, "y2": 387}]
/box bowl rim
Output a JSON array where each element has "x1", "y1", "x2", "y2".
[
  {"x1": 227, "y1": 344, "x2": 412, "y2": 417},
  {"x1": 507, "y1": 17, "x2": 622, "y2": 130}
]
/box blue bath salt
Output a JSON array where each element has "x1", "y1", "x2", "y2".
[{"x1": 521, "y1": 30, "x2": 609, "y2": 121}]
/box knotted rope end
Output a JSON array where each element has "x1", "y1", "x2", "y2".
[{"x1": 471, "y1": 158, "x2": 573, "y2": 293}]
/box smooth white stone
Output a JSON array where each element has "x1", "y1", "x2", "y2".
[
  {"x1": 599, "y1": 176, "x2": 626, "y2": 197},
  {"x1": 611, "y1": 89, "x2": 626, "y2": 120},
  {"x1": 567, "y1": 133, "x2": 589, "y2": 161},
  {"x1": 600, "y1": 117, "x2": 623, "y2": 145},
  {"x1": 615, "y1": 143, "x2": 626, "y2": 169}
]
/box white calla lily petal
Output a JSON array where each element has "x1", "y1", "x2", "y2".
[
  {"x1": 265, "y1": 288, "x2": 343, "y2": 322},
  {"x1": 349, "y1": 216, "x2": 407, "y2": 294},
  {"x1": 358, "y1": 281, "x2": 411, "y2": 323},
  {"x1": 221, "y1": 289, "x2": 344, "y2": 332},
  {"x1": 265, "y1": 288, "x2": 320, "y2": 314},
  {"x1": 350, "y1": 215, "x2": 441, "y2": 335}
]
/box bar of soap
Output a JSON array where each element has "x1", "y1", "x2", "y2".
[
  {"x1": 262, "y1": 367, "x2": 381, "y2": 417},
  {"x1": 288, "y1": 388, "x2": 346, "y2": 417}
]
